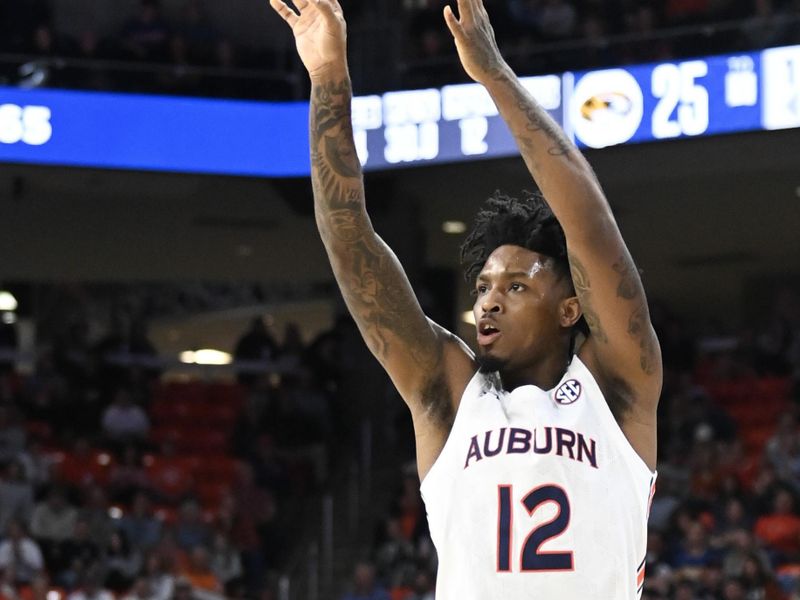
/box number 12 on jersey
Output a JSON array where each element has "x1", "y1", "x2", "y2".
[{"x1": 497, "y1": 484, "x2": 574, "y2": 572}]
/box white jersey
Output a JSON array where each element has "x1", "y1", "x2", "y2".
[{"x1": 420, "y1": 355, "x2": 655, "y2": 600}]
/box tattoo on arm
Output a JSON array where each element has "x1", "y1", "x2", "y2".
[
  {"x1": 568, "y1": 252, "x2": 608, "y2": 344},
  {"x1": 612, "y1": 259, "x2": 638, "y2": 300},
  {"x1": 628, "y1": 303, "x2": 658, "y2": 376},
  {"x1": 614, "y1": 255, "x2": 658, "y2": 376},
  {"x1": 310, "y1": 78, "x2": 440, "y2": 374},
  {"x1": 507, "y1": 83, "x2": 574, "y2": 161}
]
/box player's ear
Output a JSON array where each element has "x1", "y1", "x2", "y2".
[{"x1": 559, "y1": 295, "x2": 582, "y2": 329}]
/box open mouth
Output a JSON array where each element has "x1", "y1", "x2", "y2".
[{"x1": 477, "y1": 321, "x2": 501, "y2": 346}]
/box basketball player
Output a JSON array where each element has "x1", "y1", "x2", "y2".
[{"x1": 270, "y1": 0, "x2": 661, "y2": 597}]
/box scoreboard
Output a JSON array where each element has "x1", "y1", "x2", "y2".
[
  {"x1": 1, "y1": 44, "x2": 799, "y2": 177},
  {"x1": 353, "y1": 45, "x2": 800, "y2": 170}
]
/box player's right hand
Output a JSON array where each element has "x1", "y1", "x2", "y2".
[
  {"x1": 270, "y1": 0, "x2": 348, "y2": 82},
  {"x1": 444, "y1": 0, "x2": 509, "y2": 85}
]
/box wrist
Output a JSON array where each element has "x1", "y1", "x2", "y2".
[
  {"x1": 479, "y1": 60, "x2": 514, "y2": 89},
  {"x1": 309, "y1": 63, "x2": 350, "y2": 85}
]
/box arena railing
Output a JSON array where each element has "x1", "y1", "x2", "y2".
[
  {"x1": 397, "y1": 13, "x2": 800, "y2": 79},
  {"x1": 1, "y1": 13, "x2": 798, "y2": 100}
]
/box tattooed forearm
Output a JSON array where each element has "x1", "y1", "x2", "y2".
[
  {"x1": 310, "y1": 76, "x2": 439, "y2": 370},
  {"x1": 568, "y1": 252, "x2": 609, "y2": 344},
  {"x1": 506, "y1": 80, "x2": 574, "y2": 162}
]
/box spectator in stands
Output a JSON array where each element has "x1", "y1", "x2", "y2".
[
  {"x1": 0, "y1": 566, "x2": 22, "y2": 600},
  {"x1": 766, "y1": 413, "x2": 800, "y2": 490},
  {"x1": 17, "y1": 439, "x2": 56, "y2": 494},
  {"x1": 672, "y1": 520, "x2": 722, "y2": 574},
  {"x1": 105, "y1": 530, "x2": 142, "y2": 593},
  {"x1": 277, "y1": 323, "x2": 307, "y2": 373},
  {"x1": 108, "y1": 444, "x2": 151, "y2": 503},
  {"x1": 215, "y1": 482, "x2": 264, "y2": 591},
  {"x1": 60, "y1": 518, "x2": 103, "y2": 587},
  {"x1": 209, "y1": 530, "x2": 242, "y2": 591},
  {"x1": 121, "y1": 576, "x2": 154, "y2": 600},
  {"x1": 117, "y1": 491, "x2": 162, "y2": 552},
  {"x1": 30, "y1": 487, "x2": 77, "y2": 556},
  {"x1": 66, "y1": 562, "x2": 114, "y2": 600},
  {"x1": 340, "y1": 561, "x2": 390, "y2": 600},
  {"x1": 0, "y1": 460, "x2": 34, "y2": 534},
  {"x1": 179, "y1": 546, "x2": 222, "y2": 595},
  {"x1": 141, "y1": 552, "x2": 175, "y2": 600},
  {"x1": 101, "y1": 387, "x2": 150, "y2": 446},
  {"x1": 754, "y1": 487, "x2": 800, "y2": 560},
  {"x1": 406, "y1": 570, "x2": 434, "y2": 600},
  {"x1": 0, "y1": 406, "x2": 26, "y2": 465},
  {"x1": 170, "y1": 577, "x2": 196, "y2": 600},
  {"x1": 120, "y1": 0, "x2": 173, "y2": 62},
  {"x1": 174, "y1": 499, "x2": 211, "y2": 551},
  {"x1": 0, "y1": 519, "x2": 44, "y2": 585},
  {"x1": 234, "y1": 317, "x2": 278, "y2": 385},
  {"x1": 720, "y1": 576, "x2": 748, "y2": 599},
  {"x1": 80, "y1": 485, "x2": 115, "y2": 550},
  {"x1": 375, "y1": 517, "x2": 416, "y2": 588},
  {"x1": 739, "y1": 553, "x2": 785, "y2": 598},
  {"x1": 722, "y1": 530, "x2": 771, "y2": 579}
]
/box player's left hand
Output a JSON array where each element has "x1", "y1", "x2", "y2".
[{"x1": 443, "y1": 0, "x2": 509, "y2": 85}]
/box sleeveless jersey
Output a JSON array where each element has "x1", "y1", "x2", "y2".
[{"x1": 420, "y1": 355, "x2": 656, "y2": 600}]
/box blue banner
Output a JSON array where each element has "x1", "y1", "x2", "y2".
[
  {"x1": 0, "y1": 88, "x2": 310, "y2": 177},
  {"x1": 1, "y1": 44, "x2": 798, "y2": 177}
]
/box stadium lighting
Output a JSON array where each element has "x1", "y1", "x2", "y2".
[
  {"x1": 462, "y1": 311, "x2": 476, "y2": 325},
  {"x1": 180, "y1": 349, "x2": 233, "y2": 365},
  {"x1": 442, "y1": 221, "x2": 467, "y2": 234},
  {"x1": 0, "y1": 291, "x2": 18, "y2": 312}
]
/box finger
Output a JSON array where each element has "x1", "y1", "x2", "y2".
[
  {"x1": 312, "y1": 0, "x2": 340, "y2": 23},
  {"x1": 327, "y1": 0, "x2": 344, "y2": 14},
  {"x1": 443, "y1": 5, "x2": 463, "y2": 37},
  {"x1": 294, "y1": 0, "x2": 309, "y2": 8},
  {"x1": 456, "y1": 0, "x2": 474, "y2": 24},
  {"x1": 269, "y1": 0, "x2": 299, "y2": 26}
]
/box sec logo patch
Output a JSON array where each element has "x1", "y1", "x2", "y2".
[{"x1": 555, "y1": 379, "x2": 582, "y2": 405}]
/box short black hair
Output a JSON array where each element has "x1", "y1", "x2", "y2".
[
  {"x1": 460, "y1": 190, "x2": 570, "y2": 284},
  {"x1": 460, "y1": 190, "x2": 588, "y2": 338}
]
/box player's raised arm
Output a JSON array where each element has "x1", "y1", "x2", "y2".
[
  {"x1": 444, "y1": 0, "x2": 661, "y2": 466},
  {"x1": 270, "y1": 0, "x2": 473, "y2": 474}
]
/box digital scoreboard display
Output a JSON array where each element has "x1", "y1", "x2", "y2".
[
  {"x1": 353, "y1": 45, "x2": 800, "y2": 170},
  {"x1": 1, "y1": 44, "x2": 799, "y2": 177}
]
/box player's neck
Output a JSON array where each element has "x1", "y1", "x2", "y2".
[{"x1": 499, "y1": 350, "x2": 571, "y2": 392}]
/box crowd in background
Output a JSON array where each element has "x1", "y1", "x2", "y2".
[
  {"x1": 1, "y1": 0, "x2": 799, "y2": 97},
  {"x1": 336, "y1": 290, "x2": 800, "y2": 600},
  {"x1": 0, "y1": 306, "x2": 360, "y2": 599}
]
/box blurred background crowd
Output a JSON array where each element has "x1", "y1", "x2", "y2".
[
  {"x1": 1, "y1": 0, "x2": 799, "y2": 97},
  {"x1": 0, "y1": 285, "x2": 798, "y2": 599}
]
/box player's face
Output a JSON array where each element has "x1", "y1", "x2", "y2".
[{"x1": 472, "y1": 245, "x2": 571, "y2": 374}]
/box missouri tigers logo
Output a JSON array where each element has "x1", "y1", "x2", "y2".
[{"x1": 555, "y1": 379, "x2": 582, "y2": 405}]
